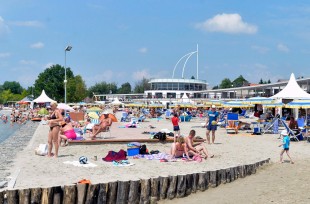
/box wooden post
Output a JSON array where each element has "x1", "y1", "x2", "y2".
[
  {"x1": 220, "y1": 169, "x2": 226, "y2": 184},
  {"x1": 197, "y1": 172, "x2": 206, "y2": 191},
  {"x1": 176, "y1": 174, "x2": 186, "y2": 198},
  {"x1": 150, "y1": 177, "x2": 159, "y2": 203},
  {"x1": 185, "y1": 174, "x2": 193, "y2": 196},
  {"x1": 167, "y1": 176, "x2": 177, "y2": 200},
  {"x1": 41, "y1": 187, "x2": 54, "y2": 204},
  {"x1": 140, "y1": 179, "x2": 151, "y2": 204},
  {"x1": 128, "y1": 180, "x2": 140, "y2": 204},
  {"x1": 53, "y1": 186, "x2": 63, "y2": 204},
  {"x1": 238, "y1": 165, "x2": 245, "y2": 178},
  {"x1": 30, "y1": 188, "x2": 42, "y2": 204},
  {"x1": 86, "y1": 184, "x2": 99, "y2": 204},
  {"x1": 0, "y1": 191, "x2": 4, "y2": 204},
  {"x1": 204, "y1": 171, "x2": 210, "y2": 189},
  {"x1": 77, "y1": 184, "x2": 88, "y2": 204},
  {"x1": 230, "y1": 168, "x2": 235, "y2": 182},
  {"x1": 116, "y1": 181, "x2": 129, "y2": 204},
  {"x1": 159, "y1": 176, "x2": 169, "y2": 200},
  {"x1": 7, "y1": 190, "x2": 19, "y2": 204},
  {"x1": 18, "y1": 188, "x2": 30, "y2": 204},
  {"x1": 191, "y1": 173, "x2": 198, "y2": 193},
  {"x1": 245, "y1": 164, "x2": 251, "y2": 176},
  {"x1": 97, "y1": 183, "x2": 108, "y2": 204},
  {"x1": 107, "y1": 182, "x2": 118, "y2": 204},
  {"x1": 234, "y1": 167, "x2": 239, "y2": 180},
  {"x1": 251, "y1": 164, "x2": 257, "y2": 174},
  {"x1": 209, "y1": 170, "x2": 217, "y2": 188},
  {"x1": 63, "y1": 185, "x2": 76, "y2": 204},
  {"x1": 225, "y1": 168, "x2": 231, "y2": 183}
]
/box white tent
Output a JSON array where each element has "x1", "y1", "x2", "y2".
[
  {"x1": 33, "y1": 90, "x2": 55, "y2": 103},
  {"x1": 270, "y1": 73, "x2": 310, "y2": 99},
  {"x1": 110, "y1": 98, "x2": 124, "y2": 106}
]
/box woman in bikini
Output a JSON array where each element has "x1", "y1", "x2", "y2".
[
  {"x1": 47, "y1": 102, "x2": 63, "y2": 158},
  {"x1": 170, "y1": 136, "x2": 197, "y2": 160},
  {"x1": 59, "y1": 117, "x2": 77, "y2": 146}
]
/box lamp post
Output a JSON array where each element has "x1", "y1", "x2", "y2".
[{"x1": 64, "y1": 45, "x2": 72, "y2": 103}]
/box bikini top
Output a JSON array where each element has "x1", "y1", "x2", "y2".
[{"x1": 51, "y1": 112, "x2": 57, "y2": 120}]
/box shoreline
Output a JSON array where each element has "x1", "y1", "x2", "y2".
[{"x1": 0, "y1": 121, "x2": 39, "y2": 186}]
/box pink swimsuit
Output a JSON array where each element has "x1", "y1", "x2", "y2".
[{"x1": 64, "y1": 129, "x2": 77, "y2": 140}]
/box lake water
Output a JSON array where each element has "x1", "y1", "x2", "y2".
[{"x1": 0, "y1": 110, "x2": 19, "y2": 143}]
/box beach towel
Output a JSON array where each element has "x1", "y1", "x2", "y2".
[
  {"x1": 63, "y1": 161, "x2": 97, "y2": 167},
  {"x1": 112, "y1": 160, "x2": 135, "y2": 167}
]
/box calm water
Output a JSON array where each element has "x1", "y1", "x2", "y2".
[{"x1": 0, "y1": 110, "x2": 19, "y2": 143}]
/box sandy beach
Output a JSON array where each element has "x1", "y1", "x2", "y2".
[{"x1": 2, "y1": 115, "x2": 310, "y2": 203}]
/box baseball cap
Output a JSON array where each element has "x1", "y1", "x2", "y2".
[{"x1": 211, "y1": 105, "x2": 216, "y2": 108}]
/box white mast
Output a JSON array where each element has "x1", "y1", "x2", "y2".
[{"x1": 196, "y1": 44, "x2": 199, "y2": 79}]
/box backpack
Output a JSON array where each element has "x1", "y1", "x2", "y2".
[
  {"x1": 103, "y1": 149, "x2": 127, "y2": 162},
  {"x1": 139, "y1": 144, "x2": 149, "y2": 154},
  {"x1": 153, "y1": 132, "x2": 167, "y2": 141}
]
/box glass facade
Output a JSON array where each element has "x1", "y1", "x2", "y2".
[{"x1": 150, "y1": 82, "x2": 206, "y2": 91}]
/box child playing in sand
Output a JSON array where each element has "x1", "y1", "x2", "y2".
[{"x1": 279, "y1": 130, "x2": 294, "y2": 164}]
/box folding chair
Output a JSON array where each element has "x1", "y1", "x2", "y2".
[
  {"x1": 121, "y1": 112, "x2": 130, "y2": 122},
  {"x1": 280, "y1": 119, "x2": 302, "y2": 141},
  {"x1": 297, "y1": 118, "x2": 308, "y2": 141},
  {"x1": 88, "y1": 119, "x2": 112, "y2": 139},
  {"x1": 262, "y1": 117, "x2": 279, "y2": 134},
  {"x1": 226, "y1": 113, "x2": 239, "y2": 134}
]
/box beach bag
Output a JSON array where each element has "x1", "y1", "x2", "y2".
[
  {"x1": 193, "y1": 155, "x2": 202, "y2": 163},
  {"x1": 103, "y1": 149, "x2": 127, "y2": 162},
  {"x1": 153, "y1": 132, "x2": 166, "y2": 141},
  {"x1": 35, "y1": 144, "x2": 48, "y2": 156},
  {"x1": 139, "y1": 145, "x2": 149, "y2": 154}
]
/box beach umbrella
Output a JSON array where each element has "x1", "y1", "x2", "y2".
[
  {"x1": 223, "y1": 101, "x2": 254, "y2": 108},
  {"x1": 285, "y1": 100, "x2": 310, "y2": 109},
  {"x1": 88, "y1": 112, "x2": 99, "y2": 119},
  {"x1": 57, "y1": 103, "x2": 74, "y2": 112},
  {"x1": 148, "y1": 103, "x2": 165, "y2": 108},
  {"x1": 263, "y1": 102, "x2": 284, "y2": 108},
  {"x1": 243, "y1": 97, "x2": 274, "y2": 104},
  {"x1": 87, "y1": 107, "x2": 102, "y2": 113},
  {"x1": 38, "y1": 108, "x2": 49, "y2": 115},
  {"x1": 204, "y1": 100, "x2": 223, "y2": 107},
  {"x1": 125, "y1": 102, "x2": 146, "y2": 107},
  {"x1": 170, "y1": 103, "x2": 194, "y2": 108}
]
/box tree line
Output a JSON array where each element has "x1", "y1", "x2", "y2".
[
  {"x1": 213, "y1": 75, "x2": 271, "y2": 89},
  {"x1": 0, "y1": 64, "x2": 150, "y2": 104}
]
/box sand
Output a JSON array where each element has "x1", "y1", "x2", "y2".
[{"x1": 3, "y1": 115, "x2": 310, "y2": 203}]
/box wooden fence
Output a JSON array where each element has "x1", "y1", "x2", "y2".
[{"x1": 0, "y1": 158, "x2": 270, "y2": 204}]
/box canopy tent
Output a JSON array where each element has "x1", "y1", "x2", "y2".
[
  {"x1": 270, "y1": 73, "x2": 310, "y2": 99},
  {"x1": 179, "y1": 94, "x2": 195, "y2": 104},
  {"x1": 18, "y1": 96, "x2": 33, "y2": 104},
  {"x1": 110, "y1": 98, "x2": 124, "y2": 106},
  {"x1": 33, "y1": 90, "x2": 55, "y2": 103}
]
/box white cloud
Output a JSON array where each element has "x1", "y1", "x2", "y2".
[
  {"x1": 10, "y1": 20, "x2": 43, "y2": 27},
  {"x1": 0, "y1": 52, "x2": 11, "y2": 58},
  {"x1": 0, "y1": 16, "x2": 9, "y2": 35},
  {"x1": 20, "y1": 60, "x2": 36, "y2": 65},
  {"x1": 132, "y1": 69, "x2": 150, "y2": 80},
  {"x1": 251, "y1": 45, "x2": 270, "y2": 54},
  {"x1": 277, "y1": 43, "x2": 290, "y2": 52},
  {"x1": 30, "y1": 42, "x2": 44, "y2": 49},
  {"x1": 138, "y1": 47, "x2": 148, "y2": 54},
  {"x1": 195, "y1": 13, "x2": 258, "y2": 34}
]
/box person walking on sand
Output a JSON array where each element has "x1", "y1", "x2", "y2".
[
  {"x1": 171, "y1": 113, "x2": 180, "y2": 142},
  {"x1": 279, "y1": 130, "x2": 294, "y2": 164},
  {"x1": 206, "y1": 105, "x2": 219, "y2": 144}
]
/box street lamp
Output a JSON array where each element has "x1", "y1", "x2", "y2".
[{"x1": 64, "y1": 45, "x2": 72, "y2": 103}]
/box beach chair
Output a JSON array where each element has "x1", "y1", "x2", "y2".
[
  {"x1": 297, "y1": 118, "x2": 308, "y2": 140},
  {"x1": 280, "y1": 119, "x2": 302, "y2": 141},
  {"x1": 88, "y1": 119, "x2": 112, "y2": 139},
  {"x1": 262, "y1": 118, "x2": 279, "y2": 134},
  {"x1": 121, "y1": 112, "x2": 130, "y2": 122},
  {"x1": 226, "y1": 113, "x2": 239, "y2": 134}
]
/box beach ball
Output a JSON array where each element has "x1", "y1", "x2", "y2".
[
  {"x1": 211, "y1": 121, "x2": 217, "y2": 125},
  {"x1": 79, "y1": 156, "x2": 88, "y2": 164}
]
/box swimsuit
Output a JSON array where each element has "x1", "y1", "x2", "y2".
[
  {"x1": 49, "y1": 112, "x2": 59, "y2": 131},
  {"x1": 64, "y1": 129, "x2": 77, "y2": 140}
]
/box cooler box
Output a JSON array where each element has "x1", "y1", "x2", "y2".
[{"x1": 127, "y1": 146, "x2": 140, "y2": 156}]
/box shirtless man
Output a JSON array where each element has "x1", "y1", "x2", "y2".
[
  {"x1": 91, "y1": 111, "x2": 112, "y2": 139},
  {"x1": 185, "y1": 130, "x2": 214, "y2": 159}
]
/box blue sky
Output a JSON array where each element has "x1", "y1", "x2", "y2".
[{"x1": 1, "y1": 0, "x2": 310, "y2": 89}]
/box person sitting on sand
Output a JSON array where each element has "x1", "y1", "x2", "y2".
[
  {"x1": 185, "y1": 130, "x2": 214, "y2": 159},
  {"x1": 170, "y1": 136, "x2": 197, "y2": 160},
  {"x1": 59, "y1": 117, "x2": 77, "y2": 146},
  {"x1": 90, "y1": 111, "x2": 112, "y2": 139}
]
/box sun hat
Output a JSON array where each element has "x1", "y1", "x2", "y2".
[
  {"x1": 103, "y1": 110, "x2": 109, "y2": 115},
  {"x1": 281, "y1": 130, "x2": 288, "y2": 136},
  {"x1": 211, "y1": 105, "x2": 216, "y2": 108}
]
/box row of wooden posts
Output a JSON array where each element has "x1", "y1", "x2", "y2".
[{"x1": 0, "y1": 158, "x2": 270, "y2": 204}]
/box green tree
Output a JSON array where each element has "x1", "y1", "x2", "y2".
[
  {"x1": 232, "y1": 75, "x2": 248, "y2": 87},
  {"x1": 117, "y1": 82, "x2": 132, "y2": 94},
  {"x1": 259, "y1": 78, "x2": 264, "y2": 84},
  {"x1": 0, "y1": 90, "x2": 14, "y2": 103},
  {"x1": 212, "y1": 85, "x2": 219, "y2": 90},
  {"x1": 134, "y1": 78, "x2": 150, "y2": 93},
  {"x1": 88, "y1": 82, "x2": 118, "y2": 97},
  {"x1": 191, "y1": 76, "x2": 195, "y2": 79},
  {"x1": 267, "y1": 79, "x2": 271, "y2": 84},
  {"x1": 67, "y1": 75, "x2": 87, "y2": 102},
  {"x1": 219, "y1": 78, "x2": 232, "y2": 89},
  {"x1": 34, "y1": 64, "x2": 74, "y2": 102},
  {"x1": 2, "y1": 81, "x2": 24, "y2": 94}
]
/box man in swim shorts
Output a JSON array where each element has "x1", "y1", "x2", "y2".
[{"x1": 206, "y1": 105, "x2": 219, "y2": 144}]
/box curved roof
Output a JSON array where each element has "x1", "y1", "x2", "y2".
[{"x1": 149, "y1": 78, "x2": 207, "y2": 84}]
